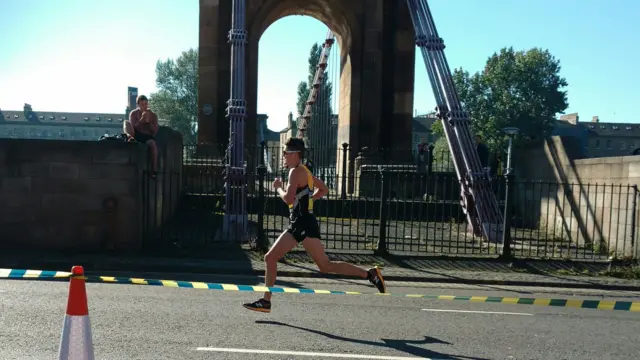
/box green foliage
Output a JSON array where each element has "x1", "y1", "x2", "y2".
[
  {"x1": 432, "y1": 136, "x2": 455, "y2": 172},
  {"x1": 149, "y1": 48, "x2": 199, "y2": 145},
  {"x1": 296, "y1": 81, "x2": 309, "y2": 120},
  {"x1": 430, "y1": 47, "x2": 569, "y2": 152},
  {"x1": 295, "y1": 43, "x2": 333, "y2": 146}
]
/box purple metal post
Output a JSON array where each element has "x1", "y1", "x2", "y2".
[{"x1": 221, "y1": 0, "x2": 248, "y2": 242}]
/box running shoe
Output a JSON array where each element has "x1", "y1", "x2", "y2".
[
  {"x1": 367, "y1": 267, "x2": 386, "y2": 293},
  {"x1": 242, "y1": 298, "x2": 271, "y2": 313}
]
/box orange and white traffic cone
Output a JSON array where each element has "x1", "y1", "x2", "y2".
[{"x1": 58, "y1": 266, "x2": 95, "y2": 360}]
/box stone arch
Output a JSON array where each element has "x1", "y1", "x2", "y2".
[
  {"x1": 198, "y1": 0, "x2": 417, "y2": 196},
  {"x1": 245, "y1": 0, "x2": 359, "y2": 154}
]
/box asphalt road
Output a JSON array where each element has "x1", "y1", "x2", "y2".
[{"x1": 1, "y1": 273, "x2": 639, "y2": 360}]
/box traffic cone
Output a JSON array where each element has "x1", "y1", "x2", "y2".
[{"x1": 58, "y1": 266, "x2": 95, "y2": 360}]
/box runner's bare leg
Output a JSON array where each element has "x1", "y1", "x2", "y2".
[
  {"x1": 302, "y1": 237, "x2": 368, "y2": 277},
  {"x1": 263, "y1": 231, "x2": 298, "y2": 301}
]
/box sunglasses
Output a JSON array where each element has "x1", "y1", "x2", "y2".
[{"x1": 283, "y1": 150, "x2": 300, "y2": 155}]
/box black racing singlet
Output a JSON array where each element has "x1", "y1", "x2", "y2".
[{"x1": 288, "y1": 164, "x2": 314, "y2": 220}]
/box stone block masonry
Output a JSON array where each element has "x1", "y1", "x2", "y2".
[
  {"x1": 0, "y1": 138, "x2": 149, "y2": 253},
  {"x1": 515, "y1": 136, "x2": 640, "y2": 259}
]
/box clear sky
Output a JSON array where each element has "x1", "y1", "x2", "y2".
[{"x1": 1, "y1": 0, "x2": 638, "y2": 133}]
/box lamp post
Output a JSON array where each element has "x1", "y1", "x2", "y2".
[
  {"x1": 500, "y1": 127, "x2": 519, "y2": 258},
  {"x1": 503, "y1": 127, "x2": 519, "y2": 174}
]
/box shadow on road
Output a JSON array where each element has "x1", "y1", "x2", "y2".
[
  {"x1": 282, "y1": 252, "x2": 536, "y2": 294},
  {"x1": 255, "y1": 320, "x2": 490, "y2": 360},
  {"x1": 278, "y1": 260, "x2": 370, "y2": 287}
]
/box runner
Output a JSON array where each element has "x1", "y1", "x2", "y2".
[{"x1": 243, "y1": 137, "x2": 386, "y2": 313}]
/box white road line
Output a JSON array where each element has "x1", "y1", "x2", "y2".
[
  {"x1": 195, "y1": 347, "x2": 434, "y2": 359},
  {"x1": 421, "y1": 308, "x2": 533, "y2": 316}
]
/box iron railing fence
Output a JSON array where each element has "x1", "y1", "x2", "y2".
[{"x1": 140, "y1": 144, "x2": 639, "y2": 262}]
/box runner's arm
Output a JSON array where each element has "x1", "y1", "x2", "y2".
[
  {"x1": 276, "y1": 167, "x2": 302, "y2": 205},
  {"x1": 311, "y1": 175, "x2": 328, "y2": 200}
]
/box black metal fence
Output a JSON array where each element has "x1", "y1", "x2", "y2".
[{"x1": 141, "y1": 143, "x2": 639, "y2": 262}]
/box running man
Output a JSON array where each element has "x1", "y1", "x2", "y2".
[{"x1": 243, "y1": 137, "x2": 386, "y2": 313}]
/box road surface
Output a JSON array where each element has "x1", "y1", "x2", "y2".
[{"x1": 1, "y1": 273, "x2": 639, "y2": 359}]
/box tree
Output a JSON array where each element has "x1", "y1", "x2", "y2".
[
  {"x1": 149, "y1": 48, "x2": 199, "y2": 145},
  {"x1": 295, "y1": 42, "x2": 334, "y2": 152},
  {"x1": 431, "y1": 47, "x2": 569, "y2": 151}
]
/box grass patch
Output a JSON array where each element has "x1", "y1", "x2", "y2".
[
  {"x1": 601, "y1": 266, "x2": 640, "y2": 280},
  {"x1": 541, "y1": 266, "x2": 640, "y2": 280},
  {"x1": 253, "y1": 248, "x2": 639, "y2": 280}
]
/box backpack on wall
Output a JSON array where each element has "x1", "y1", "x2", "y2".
[{"x1": 98, "y1": 133, "x2": 128, "y2": 142}]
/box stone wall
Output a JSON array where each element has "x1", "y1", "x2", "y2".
[
  {"x1": 0, "y1": 126, "x2": 183, "y2": 254},
  {"x1": 515, "y1": 137, "x2": 640, "y2": 259},
  {"x1": 139, "y1": 127, "x2": 184, "y2": 245}
]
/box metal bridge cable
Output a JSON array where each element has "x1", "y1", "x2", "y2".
[
  {"x1": 298, "y1": 29, "x2": 336, "y2": 146},
  {"x1": 407, "y1": 0, "x2": 503, "y2": 243}
]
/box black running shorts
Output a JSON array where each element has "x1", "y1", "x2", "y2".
[{"x1": 287, "y1": 214, "x2": 321, "y2": 242}]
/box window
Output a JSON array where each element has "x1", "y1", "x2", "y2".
[
  {"x1": 589, "y1": 125, "x2": 595, "y2": 129},
  {"x1": 96, "y1": 117, "x2": 101, "y2": 122},
  {"x1": 613, "y1": 126, "x2": 619, "y2": 130},
  {"x1": 61, "y1": 116, "x2": 67, "y2": 120},
  {"x1": 606, "y1": 140, "x2": 612, "y2": 149},
  {"x1": 626, "y1": 126, "x2": 632, "y2": 130},
  {"x1": 107, "y1": 118, "x2": 113, "y2": 122},
  {"x1": 600, "y1": 125, "x2": 606, "y2": 129},
  {"x1": 49, "y1": 116, "x2": 55, "y2": 120},
  {"x1": 84, "y1": 117, "x2": 89, "y2": 121},
  {"x1": 118, "y1": 118, "x2": 123, "y2": 122},
  {"x1": 595, "y1": 139, "x2": 600, "y2": 149},
  {"x1": 620, "y1": 141, "x2": 627, "y2": 150},
  {"x1": 39, "y1": 115, "x2": 44, "y2": 120}
]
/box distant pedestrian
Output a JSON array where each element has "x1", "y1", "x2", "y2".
[{"x1": 475, "y1": 135, "x2": 489, "y2": 168}]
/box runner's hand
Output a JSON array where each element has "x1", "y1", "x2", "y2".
[{"x1": 272, "y1": 178, "x2": 282, "y2": 189}]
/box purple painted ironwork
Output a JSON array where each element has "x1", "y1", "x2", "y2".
[
  {"x1": 406, "y1": 0, "x2": 503, "y2": 244},
  {"x1": 222, "y1": 0, "x2": 248, "y2": 241}
]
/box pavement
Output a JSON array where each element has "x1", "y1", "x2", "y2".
[
  {"x1": 1, "y1": 274, "x2": 639, "y2": 359},
  {"x1": 1, "y1": 250, "x2": 639, "y2": 291}
]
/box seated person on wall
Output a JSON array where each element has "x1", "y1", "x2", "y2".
[{"x1": 123, "y1": 95, "x2": 159, "y2": 178}]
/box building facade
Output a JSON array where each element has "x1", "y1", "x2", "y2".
[
  {"x1": 0, "y1": 87, "x2": 146, "y2": 141},
  {"x1": 256, "y1": 113, "x2": 280, "y2": 172},
  {"x1": 555, "y1": 113, "x2": 640, "y2": 158},
  {"x1": 0, "y1": 105, "x2": 124, "y2": 141},
  {"x1": 412, "y1": 112, "x2": 437, "y2": 151}
]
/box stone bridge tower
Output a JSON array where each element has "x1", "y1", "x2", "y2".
[{"x1": 198, "y1": 0, "x2": 416, "y2": 162}]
